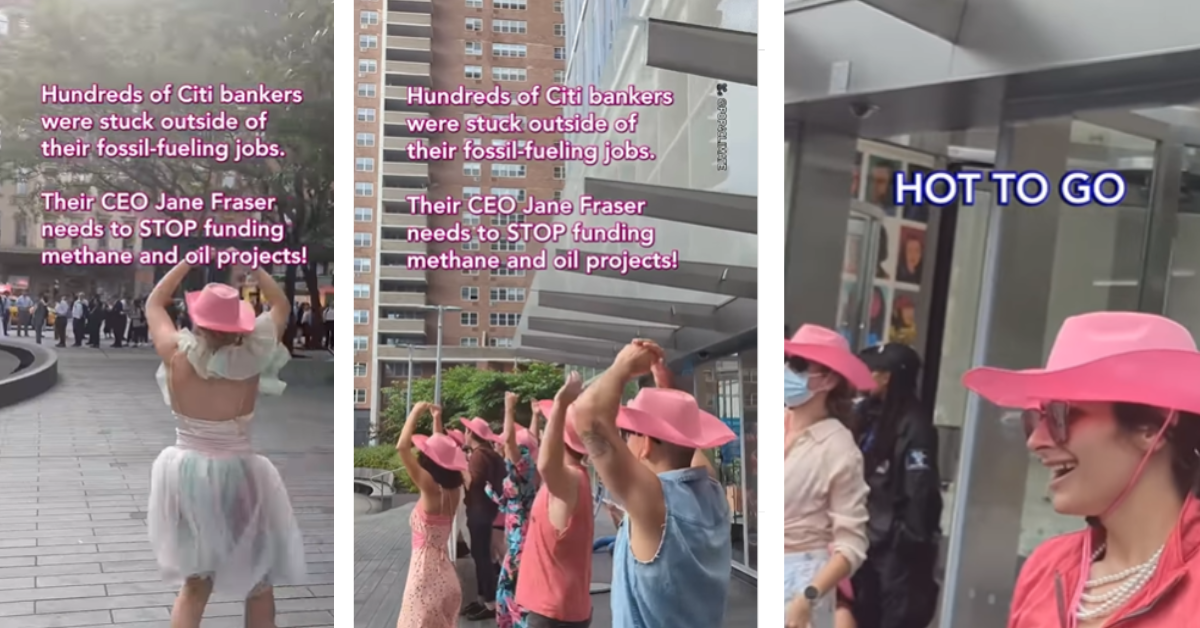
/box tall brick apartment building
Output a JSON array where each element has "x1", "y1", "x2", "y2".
[{"x1": 353, "y1": 0, "x2": 566, "y2": 438}]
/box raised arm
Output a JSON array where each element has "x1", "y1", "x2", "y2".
[
  {"x1": 573, "y1": 341, "x2": 665, "y2": 531},
  {"x1": 537, "y1": 371, "x2": 584, "y2": 503},
  {"x1": 250, "y1": 265, "x2": 290, "y2": 339},
  {"x1": 431, "y1": 405, "x2": 445, "y2": 434},
  {"x1": 395, "y1": 402, "x2": 438, "y2": 495},
  {"x1": 503, "y1": 391, "x2": 521, "y2": 462},
  {"x1": 529, "y1": 399, "x2": 541, "y2": 443},
  {"x1": 146, "y1": 259, "x2": 191, "y2": 361}
]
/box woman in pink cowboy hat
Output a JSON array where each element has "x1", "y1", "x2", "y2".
[
  {"x1": 394, "y1": 402, "x2": 468, "y2": 628},
  {"x1": 783, "y1": 325, "x2": 875, "y2": 628},
  {"x1": 143, "y1": 257, "x2": 305, "y2": 628},
  {"x1": 572, "y1": 340, "x2": 737, "y2": 628},
  {"x1": 484, "y1": 391, "x2": 543, "y2": 628},
  {"x1": 963, "y1": 312, "x2": 1200, "y2": 628},
  {"x1": 459, "y1": 415, "x2": 507, "y2": 620}
]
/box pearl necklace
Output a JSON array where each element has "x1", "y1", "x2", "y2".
[{"x1": 1076, "y1": 543, "x2": 1164, "y2": 621}]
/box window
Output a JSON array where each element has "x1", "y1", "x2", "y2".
[
  {"x1": 460, "y1": 337, "x2": 480, "y2": 347},
  {"x1": 466, "y1": 0, "x2": 482, "y2": 7},
  {"x1": 495, "y1": 0, "x2": 526, "y2": 8},
  {"x1": 354, "y1": 363, "x2": 367, "y2": 377},
  {"x1": 355, "y1": 133, "x2": 375, "y2": 147},
  {"x1": 359, "y1": 34, "x2": 378, "y2": 50},
  {"x1": 464, "y1": 137, "x2": 483, "y2": 148},
  {"x1": 354, "y1": 232, "x2": 372, "y2": 247},
  {"x1": 554, "y1": 47, "x2": 566, "y2": 60},
  {"x1": 493, "y1": 43, "x2": 527, "y2": 58},
  {"x1": 354, "y1": 309, "x2": 369, "y2": 325},
  {"x1": 354, "y1": 336, "x2": 368, "y2": 351},
  {"x1": 492, "y1": 240, "x2": 526, "y2": 252},
  {"x1": 491, "y1": 187, "x2": 526, "y2": 201},
  {"x1": 354, "y1": 389, "x2": 367, "y2": 404},
  {"x1": 464, "y1": 65, "x2": 483, "y2": 80},
  {"x1": 465, "y1": 41, "x2": 482, "y2": 56},
  {"x1": 360, "y1": 10, "x2": 378, "y2": 26},
  {"x1": 493, "y1": 20, "x2": 527, "y2": 34},
  {"x1": 553, "y1": 190, "x2": 562, "y2": 201},
  {"x1": 491, "y1": 267, "x2": 526, "y2": 277},
  {"x1": 462, "y1": 238, "x2": 481, "y2": 251},
  {"x1": 354, "y1": 258, "x2": 371, "y2": 273},
  {"x1": 354, "y1": 283, "x2": 371, "y2": 298},
  {"x1": 491, "y1": 67, "x2": 526, "y2": 82},
  {"x1": 354, "y1": 182, "x2": 374, "y2": 197},
  {"x1": 355, "y1": 206, "x2": 372, "y2": 222},
  {"x1": 553, "y1": 23, "x2": 565, "y2": 37},
  {"x1": 554, "y1": 70, "x2": 565, "y2": 84},
  {"x1": 491, "y1": 139, "x2": 527, "y2": 148},
  {"x1": 461, "y1": 312, "x2": 479, "y2": 326},
  {"x1": 465, "y1": 17, "x2": 483, "y2": 31},
  {"x1": 491, "y1": 164, "x2": 526, "y2": 178},
  {"x1": 490, "y1": 287, "x2": 526, "y2": 303},
  {"x1": 356, "y1": 157, "x2": 375, "y2": 172},
  {"x1": 462, "y1": 186, "x2": 482, "y2": 199},
  {"x1": 464, "y1": 269, "x2": 480, "y2": 276},
  {"x1": 490, "y1": 313, "x2": 521, "y2": 327},
  {"x1": 463, "y1": 163, "x2": 482, "y2": 177},
  {"x1": 357, "y1": 108, "x2": 376, "y2": 122},
  {"x1": 358, "y1": 59, "x2": 377, "y2": 74},
  {"x1": 554, "y1": 0, "x2": 563, "y2": 12},
  {"x1": 357, "y1": 83, "x2": 377, "y2": 98},
  {"x1": 493, "y1": 213, "x2": 525, "y2": 226},
  {"x1": 489, "y1": 337, "x2": 515, "y2": 348},
  {"x1": 553, "y1": 165, "x2": 565, "y2": 180},
  {"x1": 492, "y1": 114, "x2": 527, "y2": 126},
  {"x1": 461, "y1": 286, "x2": 479, "y2": 301},
  {"x1": 464, "y1": 112, "x2": 481, "y2": 121},
  {"x1": 462, "y1": 213, "x2": 481, "y2": 226}
]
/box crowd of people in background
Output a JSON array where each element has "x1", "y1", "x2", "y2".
[
  {"x1": 0, "y1": 287, "x2": 333, "y2": 353},
  {"x1": 394, "y1": 339, "x2": 739, "y2": 628}
]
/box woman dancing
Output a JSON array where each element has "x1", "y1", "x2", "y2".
[
  {"x1": 395, "y1": 402, "x2": 468, "y2": 628},
  {"x1": 486, "y1": 392, "x2": 543, "y2": 628},
  {"x1": 145, "y1": 257, "x2": 306, "y2": 628}
]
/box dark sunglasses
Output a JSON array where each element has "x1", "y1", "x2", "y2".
[{"x1": 1021, "y1": 401, "x2": 1072, "y2": 445}]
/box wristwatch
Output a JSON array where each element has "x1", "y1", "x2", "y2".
[{"x1": 803, "y1": 585, "x2": 821, "y2": 601}]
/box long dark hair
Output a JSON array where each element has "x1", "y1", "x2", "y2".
[
  {"x1": 1113, "y1": 404, "x2": 1200, "y2": 498},
  {"x1": 418, "y1": 452, "x2": 464, "y2": 489},
  {"x1": 862, "y1": 362, "x2": 924, "y2": 473}
]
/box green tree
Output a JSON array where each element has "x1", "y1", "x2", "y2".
[
  {"x1": 376, "y1": 362, "x2": 566, "y2": 443},
  {"x1": 0, "y1": 0, "x2": 332, "y2": 344}
]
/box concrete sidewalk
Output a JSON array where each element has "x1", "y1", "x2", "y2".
[
  {"x1": 0, "y1": 340, "x2": 334, "y2": 627},
  {"x1": 355, "y1": 499, "x2": 757, "y2": 627}
]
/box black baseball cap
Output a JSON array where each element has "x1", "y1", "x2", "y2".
[{"x1": 859, "y1": 343, "x2": 921, "y2": 375}]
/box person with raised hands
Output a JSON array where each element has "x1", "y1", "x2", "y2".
[
  {"x1": 485, "y1": 391, "x2": 542, "y2": 628},
  {"x1": 573, "y1": 339, "x2": 737, "y2": 628},
  {"x1": 515, "y1": 371, "x2": 595, "y2": 628},
  {"x1": 394, "y1": 402, "x2": 467, "y2": 628}
]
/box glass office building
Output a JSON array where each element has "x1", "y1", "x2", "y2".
[
  {"x1": 515, "y1": 0, "x2": 759, "y2": 578},
  {"x1": 786, "y1": 1, "x2": 1200, "y2": 625}
]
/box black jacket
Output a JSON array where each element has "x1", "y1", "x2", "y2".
[{"x1": 856, "y1": 397, "x2": 943, "y2": 549}]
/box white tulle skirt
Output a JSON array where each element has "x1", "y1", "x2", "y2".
[{"x1": 148, "y1": 440, "x2": 307, "y2": 597}]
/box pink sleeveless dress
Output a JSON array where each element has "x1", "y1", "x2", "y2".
[{"x1": 396, "y1": 505, "x2": 460, "y2": 628}]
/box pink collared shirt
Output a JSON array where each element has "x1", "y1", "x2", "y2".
[{"x1": 784, "y1": 418, "x2": 870, "y2": 573}]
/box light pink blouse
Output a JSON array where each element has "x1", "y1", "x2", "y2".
[{"x1": 784, "y1": 418, "x2": 870, "y2": 573}]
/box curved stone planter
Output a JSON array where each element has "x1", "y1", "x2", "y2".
[{"x1": 0, "y1": 340, "x2": 58, "y2": 409}]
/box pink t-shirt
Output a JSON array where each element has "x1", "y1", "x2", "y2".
[{"x1": 515, "y1": 464, "x2": 593, "y2": 622}]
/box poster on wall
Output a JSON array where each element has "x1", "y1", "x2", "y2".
[
  {"x1": 867, "y1": 284, "x2": 890, "y2": 347},
  {"x1": 890, "y1": 289, "x2": 919, "y2": 346},
  {"x1": 866, "y1": 155, "x2": 903, "y2": 216},
  {"x1": 875, "y1": 220, "x2": 899, "y2": 280},
  {"x1": 896, "y1": 225, "x2": 926, "y2": 286},
  {"x1": 903, "y1": 164, "x2": 933, "y2": 223}
]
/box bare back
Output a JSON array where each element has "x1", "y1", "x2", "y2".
[{"x1": 166, "y1": 352, "x2": 259, "y2": 420}]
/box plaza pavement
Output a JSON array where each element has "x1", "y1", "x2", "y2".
[
  {"x1": 0, "y1": 339, "x2": 334, "y2": 627},
  {"x1": 354, "y1": 497, "x2": 758, "y2": 628}
]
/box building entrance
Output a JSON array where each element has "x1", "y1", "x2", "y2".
[{"x1": 787, "y1": 100, "x2": 1200, "y2": 628}]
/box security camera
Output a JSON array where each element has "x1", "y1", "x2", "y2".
[
  {"x1": 697, "y1": 350, "x2": 711, "y2": 360},
  {"x1": 849, "y1": 102, "x2": 879, "y2": 120}
]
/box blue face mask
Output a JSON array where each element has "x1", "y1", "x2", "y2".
[{"x1": 784, "y1": 366, "x2": 814, "y2": 408}]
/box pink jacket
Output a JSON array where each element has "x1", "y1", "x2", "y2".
[{"x1": 1009, "y1": 496, "x2": 1200, "y2": 627}]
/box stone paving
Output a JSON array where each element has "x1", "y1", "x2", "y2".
[
  {"x1": 354, "y1": 498, "x2": 757, "y2": 628},
  {"x1": 0, "y1": 339, "x2": 334, "y2": 627}
]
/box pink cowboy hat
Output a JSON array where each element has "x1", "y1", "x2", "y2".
[
  {"x1": 446, "y1": 429, "x2": 466, "y2": 447},
  {"x1": 185, "y1": 283, "x2": 255, "y2": 334},
  {"x1": 461, "y1": 417, "x2": 501, "y2": 443},
  {"x1": 535, "y1": 399, "x2": 588, "y2": 455},
  {"x1": 412, "y1": 434, "x2": 468, "y2": 471},
  {"x1": 963, "y1": 312, "x2": 1200, "y2": 414},
  {"x1": 617, "y1": 387, "x2": 736, "y2": 449},
  {"x1": 784, "y1": 324, "x2": 876, "y2": 391}
]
